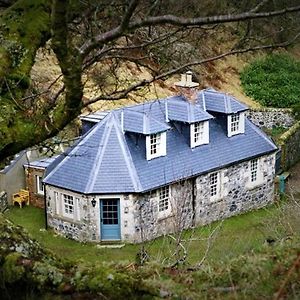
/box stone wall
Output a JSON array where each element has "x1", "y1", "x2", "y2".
[
  {"x1": 46, "y1": 185, "x2": 98, "y2": 241},
  {"x1": 247, "y1": 108, "x2": 295, "y2": 129},
  {"x1": 195, "y1": 153, "x2": 275, "y2": 225},
  {"x1": 25, "y1": 167, "x2": 45, "y2": 208},
  {"x1": 132, "y1": 181, "x2": 194, "y2": 243},
  {"x1": 0, "y1": 191, "x2": 8, "y2": 212},
  {"x1": 279, "y1": 121, "x2": 300, "y2": 170}
]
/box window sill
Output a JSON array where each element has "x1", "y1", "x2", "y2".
[
  {"x1": 52, "y1": 214, "x2": 81, "y2": 224},
  {"x1": 157, "y1": 213, "x2": 174, "y2": 222},
  {"x1": 209, "y1": 195, "x2": 222, "y2": 203},
  {"x1": 247, "y1": 182, "x2": 264, "y2": 191}
]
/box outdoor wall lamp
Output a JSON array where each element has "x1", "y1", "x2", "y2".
[{"x1": 91, "y1": 198, "x2": 97, "y2": 207}]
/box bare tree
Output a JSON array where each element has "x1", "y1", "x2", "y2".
[{"x1": 1, "y1": 0, "x2": 300, "y2": 159}]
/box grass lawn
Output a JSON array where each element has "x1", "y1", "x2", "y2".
[{"x1": 5, "y1": 202, "x2": 287, "y2": 266}]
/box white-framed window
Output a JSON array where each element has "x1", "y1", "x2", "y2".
[
  {"x1": 247, "y1": 158, "x2": 263, "y2": 189},
  {"x1": 190, "y1": 121, "x2": 209, "y2": 148},
  {"x1": 209, "y1": 172, "x2": 220, "y2": 198},
  {"x1": 250, "y1": 159, "x2": 258, "y2": 182},
  {"x1": 146, "y1": 132, "x2": 167, "y2": 160},
  {"x1": 150, "y1": 133, "x2": 160, "y2": 155},
  {"x1": 227, "y1": 112, "x2": 245, "y2": 137},
  {"x1": 63, "y1": 194, "x2": 74, "y2": 218},
  {"x1": 231, "y1": 114, "x2": 240, "y2": 133},
  {"x1": 35, "y1": 175, "x2": 44, "y2": 195},
  {"x1": 158, "y1": 186, "x2": 169, "y2": 212}
]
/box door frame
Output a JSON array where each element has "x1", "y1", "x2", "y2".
[{"x1": 99, "y1": 196, "x2": 121, "y2": 241}]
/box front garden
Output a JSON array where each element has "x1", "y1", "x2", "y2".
[{"x1": 5, "y1": 196, "x2": 299, "y2": 266}]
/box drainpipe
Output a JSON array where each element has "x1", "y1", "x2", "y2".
[
  {"x1": 191, "y1": 177, "x2": 196, "y2": 226},
  {"x1": 44, "y1": 184, "x2": 48, "y2": 230}
]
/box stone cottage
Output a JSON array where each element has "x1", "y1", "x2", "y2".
[
  {"x1": 43, "y1": 75, "x2": 277, "y2": 243},
  {"x1": 24, "y1": 156, "x2": 58, "y2": 208},
  {"x1": 0, "y1": 149, "x2": 41, "y2": 206}
]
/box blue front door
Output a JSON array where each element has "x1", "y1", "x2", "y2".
[{"x1": 100, "y1": 199, "x2": 121, "y2": 241}]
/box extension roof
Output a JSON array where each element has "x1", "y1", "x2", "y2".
[
  {"x1": 24, "y1": 156, "x2": 58, "y2": 170},
  {"x1": 44, "y1": 90, "x2": 277, "y2": 194}
]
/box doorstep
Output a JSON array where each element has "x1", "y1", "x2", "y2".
[{"x1": 96, "y1": 243, "x2": 125, "y2": 249}]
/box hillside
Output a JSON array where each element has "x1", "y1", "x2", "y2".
[{"x1": 30, "y1": 35, "x2": 300, "y2": 117}]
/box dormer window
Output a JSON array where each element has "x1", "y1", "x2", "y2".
[
  {"x1": 227, "y1": 112, "x2": 245, "y2": 137},
  {"x1": 231, "y1": 114, "x2": 240, "y2": 133},
  {"x1": 190, "y1": 121, "x2": 209, "y2": 148},
  {"x1": 150, "y1": 133, "x2": 160, "y2": 155},
  {"x1": 146, "y1": 132, "x2": 167, "y2": 160}
]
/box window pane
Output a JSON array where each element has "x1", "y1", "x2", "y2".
[
  {"x1": 159, "y1": 186, "x2": 169, "y2": 212},
  {"x1": 209, "y1": 172, "x2": 218, "y2": 196},
  {"x1": 150, "y1": 133, "x2": 161, "y2": 155}
]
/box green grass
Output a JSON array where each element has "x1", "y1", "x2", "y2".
[
  {"x1": 5, "y1": 203, "x2": 286, "y2": 266},
  {"x1": 263, "y1": 126, "x2": 287, "y2": 143}
]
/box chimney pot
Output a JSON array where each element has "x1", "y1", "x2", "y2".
[
  {"x1": 180, "y1": 74, "x2": 186, "y2": 85},
  {"x1": 174, "y1": 71, "x2": 199, "y2": 103}
]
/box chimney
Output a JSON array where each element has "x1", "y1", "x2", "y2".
[{"x1": 174, "y1": 71, "x2": 199, "y2": 104}]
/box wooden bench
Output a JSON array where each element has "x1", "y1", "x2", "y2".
[{"x1": 12, "y1": 189, "x2": 29, "y2": 208}]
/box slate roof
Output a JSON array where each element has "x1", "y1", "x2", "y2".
[
  {"x1": 44, "y1": 90, "x2": 277, "y2": 194},
  {"x1": 201, "y1": 89, "x2": 248, "y2": 114},
  {"x1": 123, "y1": 110, "x2": 170, "y2": 134},
  {"x1": 80, "y1": 111, "x2": 110, "y2": 123},
  {"x1": 167, "y1": 97, "x2": 213, "y2": 123},
  {"x1": 24, "y1": 156, "x2": 58, "y2": 170}
]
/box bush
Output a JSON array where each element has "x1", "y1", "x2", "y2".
[{"x1": 240, "y1": 54, "x2": 300, "y2": 108}]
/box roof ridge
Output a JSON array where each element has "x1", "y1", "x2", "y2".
[
  {"x1": 201, "y1": 91, "x2": 206, "y2": 111},
  {"x1": 224, "y1": 94, "x2": 232, "y2": 114},
  {"x1": 229, "y1": 95, "x2": 248, "y2": 110},
  {"x1": 84, "y1": 115, "x2": 114, "y2": 193},
  {"x1": 112, "y1": 113, "x2": 143, "y2": 191},
  {"x1": 246, "y1": 119, "x2": 277, "y2": 149}
]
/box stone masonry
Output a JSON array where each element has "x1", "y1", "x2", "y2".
[
  {"x1": 195, "y1": 153, "x2": 275, "y2": 225},
  {"x1": 247, "y1": 108, "x2": 295, "y2": 129},
  {"x1": 25, "y1": 167, "x2": 45, "y2": 208},
  {"x1": 132, "y1": 180, "x2": 194, "y2": 242}
]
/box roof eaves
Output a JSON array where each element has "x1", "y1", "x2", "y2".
[
  {"x1": 247, "y1": 120, "x2": 278, "y2": 150},
  {"x1": 44, "y1": 117, "x2": 107, "y2": 184}
]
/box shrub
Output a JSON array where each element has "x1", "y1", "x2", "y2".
[{"x1": 240, "y1": 54, "x2": 300, "y2": 108}]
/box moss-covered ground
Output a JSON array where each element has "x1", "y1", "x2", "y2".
[
  {"x1": 3, "y1": 196, "x2": 300, "y2": 299},
  {"x1": 5, "y1": 199, "x2": 294, "y2": 266}
]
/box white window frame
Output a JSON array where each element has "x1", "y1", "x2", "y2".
[
  {"x1": 146, "y1": 132, "x2": 166, "y2": 160},
  {"x1": 209, "y1": 172, "x2": 220, "y2": 200},
  {"x1": 227, "y1": 112, "x2": 245, "y2": 137},
  {"x1": 247, "y1": 158, "x2": 263, "y2": 188},
  {"x1": 250, "y1": 159, "x2": 258, "y2": 182},
  {"x1": 35, "y1": 175, "x2": 44, "y2": 195},
  {"x1": 62, "y1": 194, "x2": 74, "y2": 218},
  {"x1": 158, "y1": 186, "x2": 170, "y2": 213},
  {"x1": 190, "y1": 120, "x2": 209, "y2": 148}
]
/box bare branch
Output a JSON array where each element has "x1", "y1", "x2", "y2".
[
  {"x1": 80, "y1": 4, "x2": 300, "y2": 56},
  {"x1": 120, "y1": 0, "x2": 140, "y2": 30},
  {"x1": 250, "y1": 0, "x2": 270, "y2": 13}
]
